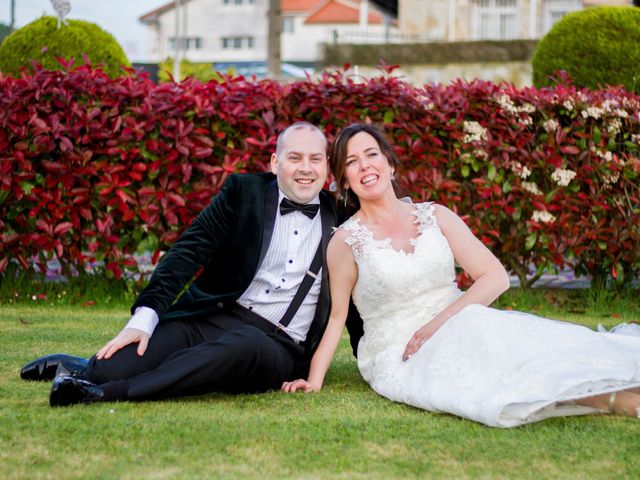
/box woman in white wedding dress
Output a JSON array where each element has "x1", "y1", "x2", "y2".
[{"x1": 282, "y1": 123, "x2": 640, "y2": 427}]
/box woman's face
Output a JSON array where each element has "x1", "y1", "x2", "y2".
[{"x1": 343, "y1": 131, "x2": 394, "y2": 201}]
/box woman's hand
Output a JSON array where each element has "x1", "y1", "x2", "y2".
[
  {"x1": 281, "y1": 379, "x2": 320, "y2": 393},
  {"x1": 403, "y1": 320, "x2": 444, "y2": 361}
]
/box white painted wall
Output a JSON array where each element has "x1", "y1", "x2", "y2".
[
  {"x1": 282, "y1": 20, "x2": 393, "y2": 62},
  {"x1": 147, "y1": 0, "x2": 269, "y2": 63}
]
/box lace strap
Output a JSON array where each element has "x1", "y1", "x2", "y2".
[
  {"x1": 341, "y1": 217, "x2": 372, "y2": 260},
  {"x1": 412, "y1": 202, "x2": 437, "y2": 232}
]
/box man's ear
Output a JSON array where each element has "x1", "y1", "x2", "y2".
[{"x1": 270, "y1": 153, "x2": 278, "y2": 174}]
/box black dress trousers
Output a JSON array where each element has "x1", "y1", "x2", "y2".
[{"x1": 82, "y1": 307, "x2": 304, "y2": 400}]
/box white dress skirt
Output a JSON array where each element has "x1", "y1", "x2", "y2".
[{"x1": 341, "y1": 203, "x2": 640, "y2": 427}]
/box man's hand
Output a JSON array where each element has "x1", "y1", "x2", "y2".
[
  {"x1": 96, "y1": 328, "x2": 150, "y2": 360},
  {"x1": 281, "y1": 379, "x2": 320, "y2": 393}
]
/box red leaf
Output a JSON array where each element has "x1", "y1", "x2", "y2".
[
  {"x1": 17, "y1": 255, "x2": 30, "y2": 270},
  {"x1": 53, "y1": 222, "x2": 73, "y2": 236},
  {"x1": 245, "y1": 137, "x2": 263, "y2": 147},
  {"x1": 167, "y1": 192, "x2": 186, "y2": 207},
  {"x1": 133, "y1": 162, "x2": 147, "y2": 172},
  {"x1": 36, "y1": 219, "x2": 52, "y2": 235},
  {"x1": 116, "y1": 189, "x2": 134, "y2": 204},
  {"x1": 560, "y1": 145, "x2": 580, "y2": 155},
  {"x1": 175, "y1": 143, "x2": 189, "y2": 156},
  {"x1": 41, "y1": 160, "x2": 66, "y2": 172},
  {"x1": 193, "y1": 147, "x2": 213, "y2": 158}
]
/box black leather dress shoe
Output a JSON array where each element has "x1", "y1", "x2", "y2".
[
  {"x1": 20, "y1": 354, "x2": 89, "y2": 381},
  {"x1": 49, "y1": 375, "x2": 104, "y2": 407}
]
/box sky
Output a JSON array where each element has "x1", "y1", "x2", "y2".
[{"x1": 3, "y1": 0, "x2": 165, "y2": 62}]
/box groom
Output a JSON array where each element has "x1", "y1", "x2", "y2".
[{"x1": 22, "y1": 122, "x2": 362, "y2": 405}]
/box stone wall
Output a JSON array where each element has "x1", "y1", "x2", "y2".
[
  {"x1": 350, "y1": 61, "x2": 533, "y2": 87},
  {"x1": 322, "y1": 39, "x2": 537, "y2": 86}
]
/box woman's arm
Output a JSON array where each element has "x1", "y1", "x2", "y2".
[
  {"x1": 282, "y1": 229, "x2": 358, "y2": 393},
  {"x1": 403, "y1": 204, "x2": 511, "y2": 360}
]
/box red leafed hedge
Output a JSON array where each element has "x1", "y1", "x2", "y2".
[{"x1": 1, "y1": 64, "x2": 639, "y2": 287}]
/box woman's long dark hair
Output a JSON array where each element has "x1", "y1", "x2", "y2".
[{"x1": 330, "y1": 123, "x2": 401, "y2": 210}]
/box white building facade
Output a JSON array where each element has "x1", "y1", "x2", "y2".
[
  {"x1": 398, "y1": 0, "x2": 632, "y2": 42},
  {"x1": 140, "y1": 0, "x2": 395, "y2": 65}
]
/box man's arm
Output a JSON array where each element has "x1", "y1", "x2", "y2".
[
  {"x1": 97, "y1": 175, "x2": 241, "y2": 358},
  {"x1": 131, "y1": 174, "x2": 240, "y2": 317}
]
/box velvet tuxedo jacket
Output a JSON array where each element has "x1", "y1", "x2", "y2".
[{"x1": 131, "y1": 172, "x2": 363, "y2": 373}]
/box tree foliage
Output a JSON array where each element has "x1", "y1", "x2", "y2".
[
  {"x1": 532, "y1": 7, "x2": 640, "y2": 93},
  {"x1": 0, "y1": 16, "x2": 129, "y2": 77}
]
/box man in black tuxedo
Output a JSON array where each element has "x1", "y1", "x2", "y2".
[{"x1": 21, "y1": 122, "x2": 363, "y2": 406}]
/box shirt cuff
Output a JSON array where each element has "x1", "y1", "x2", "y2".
[{"x1": 126, "y1": 306, "x2": 159, "y2": 336}]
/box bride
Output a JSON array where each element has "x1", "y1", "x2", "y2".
[{"x1": 282, "y1": 123, "x2": 640, "y2": 427}]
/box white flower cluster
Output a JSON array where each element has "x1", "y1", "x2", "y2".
[
  {"x1": 496, "y1": 94, "x2": 518, "y2": 114},
  {"x1": 581, "y1": 106, "x2": 605, "y2": 120},
  {"x1": 563, "y1": 100, "x2": 574, "y2": 111},
  {"x1": 497, "y1": 93, "x2": 537, "y2": 113},
  {"x1": 614, "y1": 109, "x2": 628, "y2": 119},
  {"x1": 576, "y1": 92, "x2": 589, "y2": 103},
  {"x1": 632, "y1": 134, "x2": 640, "y2": 143},
  {"x1": 551, "y1": 168, "x2": 577, "y2": 187},
  {"x1": 594, "y1": 149, "x2": 614, "y2": 162},
  {"x1": 463, "y1": 121, "x2": 488, "y2": 143},
  {"x1": 602, "y1": 172, "x2": 620, "y2": 187},
  {"x1": 521, "y1": 181, "x2": 542, "y2": 195},
  {"x1": 459, "y1": 149, "x2": 489, "y2": 162},
  {"x1": 608, "y1": 117, "x2": 622, "y2": 134},
  {"x1": 495, "y1": 94, "x2": 535, "y2": 125},
  {"x1": 601, "y1": 99, "x2": 620, "y2": 111},
  {"x1": 475, "y1": 148, "x2": 488, "y2": 159},
  {"x1": 622, "y1": 97, "x2": 640, "y2": 110},
  {"x1": 520, "y1": 103, "x2": 536, "y2": 113},
  {"x1": 510, "y1": 161, "x2": 531, "y2": 179},
  {"x1": 543, "y1": 119, "x2": 559, "y2": 133},
  {"x1": 532, "y1": 210, "x2": 556, "y2": 223}
]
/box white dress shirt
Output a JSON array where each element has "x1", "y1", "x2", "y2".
[{"x1": 236, "y1": 191, "x2": 322, "y2": 342}]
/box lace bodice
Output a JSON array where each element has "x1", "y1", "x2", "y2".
[
  {"x1": 343, "y1": 202, "x2": 438, "y2": 260},
  {"x1": 340, "y1": 203, "x2": 462, "y2": 362}
]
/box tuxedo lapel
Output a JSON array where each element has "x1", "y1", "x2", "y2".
[{"x1": 258, "y1": 180, "x2": 279, "y2": 266}]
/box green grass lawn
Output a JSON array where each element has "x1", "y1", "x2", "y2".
[{"x1": 2, "y1": 290, "x2": 640, "y2": 479}]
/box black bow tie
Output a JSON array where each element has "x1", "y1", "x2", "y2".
[{"x1": 279, "y1": 198, "x2": 319, "y2": 219}]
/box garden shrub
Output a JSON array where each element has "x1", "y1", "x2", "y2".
[
  {"x1": 0, "y1": 16, "x2": 129, "y2": 78},
  {"x1": 0, "y1": 65, "x2": 638, "y2": 287},
  {"x1": 157, "y1": 58, "x2": 225, "y2": 83},
  {"x1": 532, "y1": 7, "x2": 640, "y2": 93}
]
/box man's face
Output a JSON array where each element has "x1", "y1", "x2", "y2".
[{"x1": 270, "y1": 127, "x2": 328, "y2": 204}]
